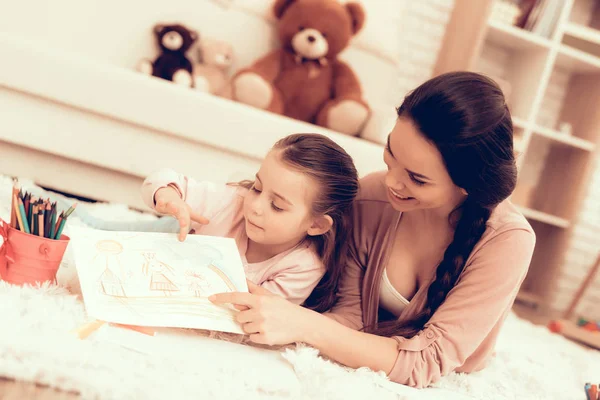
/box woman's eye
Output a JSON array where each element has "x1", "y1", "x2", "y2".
[
  {"x1": 251, "y1": 185, "x2": 262, "y2": 193},
  {"x1": 410, "y1": 175, "x2": 426, "y2": 186},
  {"x1": 271, "y1": 203, "x2": 283, "y2": 212}
]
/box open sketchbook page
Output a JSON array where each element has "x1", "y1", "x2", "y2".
[{"x1": 69, "y1": 226, "x2": 248, "y2": 334}]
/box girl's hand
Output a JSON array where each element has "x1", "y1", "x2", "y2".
[
  {"x1": 154, "y1": 186, "x2": 209, "y2": 241},
  {"x1": 209, "y1": 281, "x2": 314, "y2": 346}
]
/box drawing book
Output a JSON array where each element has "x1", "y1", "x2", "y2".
[{"x1": 69, "y1": 226, "x2": 248, "y2": 334}]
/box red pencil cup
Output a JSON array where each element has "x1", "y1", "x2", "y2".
[{"x1": 0, "y1": 219, "x2": 70, "y2": 286}]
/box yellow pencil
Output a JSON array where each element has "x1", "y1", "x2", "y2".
[
  {"x1": 13, "y1": 194, "x2": 25, "y2": 233},
  {"x1": 72, "y1": 320, "x2": 106, "y2": 339}
]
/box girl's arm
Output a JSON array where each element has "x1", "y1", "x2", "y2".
[{"x1": 141, "y1": 168, "x2": 237, "y2": 220}]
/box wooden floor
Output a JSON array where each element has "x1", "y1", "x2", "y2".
[{"x1": 0, "y1": 304, "x2": 584, "y2": 399}]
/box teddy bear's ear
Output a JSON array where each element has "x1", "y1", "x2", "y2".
[
  {"x1": 154, "y1": 24, "x2": 165, "y2": 35},
  {"x1": 345, "y1": 3, "x2": 366, "y2": 34},
  {"x1": 273, "y1": 0, "x2": 297, "y2": 19}
]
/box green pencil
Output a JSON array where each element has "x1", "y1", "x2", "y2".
[
  {"x1": 54, "y1": 218, "x2": 67, "y2": 240},
  {"x1": 63, "y1": 203, "x2": 78, "y2": 218},
  {"x1": 50, "y1": 208, "x2": 57, "y2": 240}
]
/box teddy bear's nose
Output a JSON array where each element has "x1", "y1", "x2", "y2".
[{"x1": 307, "y1": 35, "x2": 316, "y2": 43}]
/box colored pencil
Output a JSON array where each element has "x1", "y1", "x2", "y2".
[
  {"x1": 50, "y1": 208, "x2": 57, "y2": 240},
  {"x1": 10, "y1": 183, "x2": 19, "y2": 228},
  {"x1": 23, "y1": 193, "x2": 30, "y2": 220},
  {"x1": 17, "y1": 198, "x2": 30, "y2": 234},
  {"x1": 590, "y1": 384, "x2": 598, "y2": 400},
  {"x1": 63, "y1": 203, "x2": 78, "y2": 218},
  {"x1": 54, "y1": 217, "x2": 67, "y2": 240},
  {"x1": 53, "y1": 212, "x2": 64, "y2": 239},
  {"x1": 28, "y1": 197, "x2": 35, "y2": 231},
  {"x1": 44, "y1": 202, "x2": 52, "y2": 238},
  {"x1": 7, "y1": 188, "x2": 75, "y2": 239},
  {"x1": 38, "y1": 209, "x2": 44, "y2": 237},
  {"x1": 13, "y1": 194, "x2": 25, "y2": 233}
]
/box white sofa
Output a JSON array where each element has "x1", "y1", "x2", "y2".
[{"x1": 0, "y1": 0, "x2": 450, "y2": 210}]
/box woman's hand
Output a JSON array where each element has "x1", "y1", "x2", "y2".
[
  {"x1": 154, "y1": 186, "x2": 209, "y2": 241},
  {"x1": 209, "y1": 281, "x2": 315, "y2": 346}
]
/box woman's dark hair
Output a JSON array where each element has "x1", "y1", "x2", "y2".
[
  {"x1": 235, "y1": 133, "x2": 359, "y2": 312},
  {"x1": 370, "y1": 71, "x2": 517, "y2": 338}
]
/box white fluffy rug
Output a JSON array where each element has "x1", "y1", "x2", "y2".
[{"x1": 1, "y1": 176, "x2": 599, "y2": 400}]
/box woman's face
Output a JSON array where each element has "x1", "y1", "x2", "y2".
[{"x1": 383, "y1": 117, "x2": 467, "y2": 214}]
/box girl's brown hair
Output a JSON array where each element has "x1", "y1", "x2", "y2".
[{"x1": 237, "y1": 133, "x2": 359, "y2": 312}]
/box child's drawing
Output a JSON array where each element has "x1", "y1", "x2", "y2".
[
  {"x1": 69, "y1": 226, "x2": 249, "y2": 334},
  {"x1": 185, "y1": 270, "x2": 212, "y2": 296},
  {"x1": 95, "y1": 240, "x2": 126, "y2": 297},
  {"x1": 142, "y1": 252, "x2": 179, "y2": 296}
]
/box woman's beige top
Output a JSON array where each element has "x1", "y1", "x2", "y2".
[
  {"x1": 328, "y1": 171, "x2": 536, "y2": 388},
  {"x1": 379, "y1": 268, "x2": 411, "y2": 317}
]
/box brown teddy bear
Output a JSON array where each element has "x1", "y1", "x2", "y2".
[
  {"x1": 137, "y1": 24, "x2": 198, "y2": 88},
  {"x1": 231, "y1": 0, "x2": 370, "y2": 136},
  {"x1": 193, "y1": 37, "x2": 234, "y2": 98}
]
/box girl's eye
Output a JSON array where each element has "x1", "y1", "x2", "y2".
[
  {"x1": 410, "y1": 175, "x2": 426, "y2": 186},
  {"x1": 251, "y1": 185, "x2": 261, "y2": 193},
  {"x1": 271, "y1": 203, "x2": 283, "y2": 212}
]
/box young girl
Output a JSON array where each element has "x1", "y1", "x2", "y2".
[{"x1": 141, "y1": 133, "x2": 359, "y2": 310}]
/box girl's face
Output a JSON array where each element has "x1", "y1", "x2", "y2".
[
  {"x1": 383, "y1": 117, "x2": 467, "y2": 214},
  {"x1": 242, "y1": 150, "x2": 331, "y2": 248}
]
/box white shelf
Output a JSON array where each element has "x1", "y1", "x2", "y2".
[
  {"x1": 532, "y1": 125, "x2": 596, "y2": 152},
  {"x1": 564, "y1": 23, "x2": 600, "y2": 45},
  {"x1": 517, "y1": 206, "x2": 570, "y2": 229},
  {"x1": 486, "y1": 20, "x2": 553, "y2": 51},
  {"x1": 555, "y1": 44, "x2": 600, "y2": 73},
  {"x1": 513, "y1": 135, "x2": 526, "y2": 154}
]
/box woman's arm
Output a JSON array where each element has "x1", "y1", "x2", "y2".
[
  {"x1": 210, "y1": 226, "x2": 534, "y2": 388},
  {"x1": 210, "y1": 282, "x2": 398, "y2": 374}
]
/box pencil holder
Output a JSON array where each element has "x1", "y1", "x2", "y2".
[{"x1": 0, "y1": 219, "x2": 70, "y2": 286}]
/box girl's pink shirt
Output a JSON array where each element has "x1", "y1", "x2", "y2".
[{"x1": 141, "y1": 168, "x2": 325, "y2": 305}]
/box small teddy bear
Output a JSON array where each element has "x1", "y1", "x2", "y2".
[
  {"x1": 137, "y1": 23, "x2": 198, "y2": 88},
  {"x1": 192, "y1": 37, "x2": 234, "y2": 98}
]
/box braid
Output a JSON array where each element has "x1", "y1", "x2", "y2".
[{"x1": 367, "y1": 201, "x2": 492, "y2": 338}]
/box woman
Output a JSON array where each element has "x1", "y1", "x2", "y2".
[{"x1": 209, "y1": 71, "x2": 536, "y2": 388}]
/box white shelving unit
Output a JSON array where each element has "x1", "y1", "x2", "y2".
[{"x1": 435, "y1": 0, "x2": 600, "y2": 309}]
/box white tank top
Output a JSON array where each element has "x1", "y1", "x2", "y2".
[{"x1": 379, "y1": 268, "x2": 410, "y2": 317}]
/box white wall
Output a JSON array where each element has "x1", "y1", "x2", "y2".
[
  {"x1": 0, "y1": 0, "x2": 407, "y2": 143},
  {"x1": 0, "y1": 0, "x2": 456, "y2": 145},
  {"x1": 0, "y1": 0, "x2": 456, "y2": 209}
]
